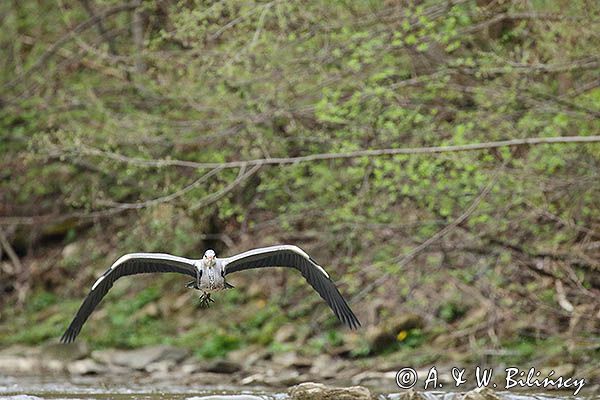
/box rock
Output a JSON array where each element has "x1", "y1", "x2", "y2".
[
  {"x1": 540, "y1": 363, "x2": 575, "y2": 378},
  {"x1": 62, "y1": 243, "x2": 79, "y2": 258},
  {"x1": 41, "y1": 340, "x2": 89, "y2": 361},
  {"x1": 288, "y1": 382, "x2": 372, "y2": 400},
  {"x1": 387, "y1": 389, "x2": 427, "y2": 400},
  {"x1": 4, "y1": 396, "x2": 44, "y2": 400},
  {"x1": 201, "y1": 359, "x2": 242, "y2": 374},
  {"x1": 187, "y1": 396, "x2": 265, "y2": 400},
  {"x1": 309, "y1": 354, "x2": 346, "y2": 378},
  {"x1": 91, "y1": 345, "x2": 189, "y2": 370},
  {"x1": 145, "y1": 359, "x2": 176, "y2": 373},
  {"x1": 239, "y1": 368, "x2": 306, "y2": 387},
  {"x1": 351, "y1": 370, "x2": 397, "y2": 386},
  {"x1": 274, "y1": 323, "x2": 297, "y2": 342},
  {"x1": 0, "y1": 344, "x2": 39, "y2": 357},
  {"x1": 0, "y1": 355, "x2": 64, "y2": 373},
  {"x1": 90, "y1": 349, "x2": 118, "y2": 365},
  {"x1": 184, "y1": 371, "x2": 233, "y2": 385},
  {"x1": 269, "y1": 369, "x2": 303, "y2": 386},
  {"x1": 180, "y1": 362, "x2": 202, "y2": 375},
  {"x1": 227, "y1": 345, "x2": 267, "y2": 368},
  {"x1": 461, "y1": 387, "x2": 501, "y2": 400},
  {"x1": 67, "y1": 358, "x2": 106, "y2": 375},
  {"x1": 272, "y1": 351, "x2": 312, "y2": 369},
  {"x1": 0, "y1": 356, "x2": 39, "y2": 373}
]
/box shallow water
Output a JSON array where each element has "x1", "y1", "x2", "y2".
[{"x1": 0, "y1": 376, "x2": 593, "y2": 400}]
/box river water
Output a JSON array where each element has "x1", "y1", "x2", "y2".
[{"x1": 0, "y1": 376, "x2": 594, "y2": 400}]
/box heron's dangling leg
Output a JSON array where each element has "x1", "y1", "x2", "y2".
[
  {"x1": 186, "y1": 280, "x2": 198, "y2": 289},
  {"x1": 224, "y1": 281, "x2": 235, "y2": 289},
  {"x1": 199, "y1": 292, "x2": 215, "y2": 309}
]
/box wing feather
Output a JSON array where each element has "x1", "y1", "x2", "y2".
[
  {"x1": 61, "y1": 253, "x2": 197, "y2": 343},
  {"x1": 223, "y1": 246, "x2": 360, "y2": 329}
]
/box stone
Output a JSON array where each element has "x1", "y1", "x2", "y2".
[
  {"x1": 187, "y1": 396, "x2": 265, "y2": 400},
  {"x1": 0, "y1": 354, "x2": 66, "y2": 373},
  {"x1": 40, "y1": 340, "x2": 89, "y2": 361},
  {"x1": 540, "y1": 363, "x2": 575, "y2": 378},
  {"x1": 461, "y1": 387, "x2": 501, "y2": 400},
  {"x1": 387, "y1": 389, "x2": 427, "y2": 400},
  {"x1": 0, "y1": 356, "x2": 40, "y2": 374},
  {"x1": 267, "y1": 369, "x2": 303, "y2": 386},
  {"x1": 4, "y1": 396, "x2": 44, "y2": 400},
  {"x1": 67, "y1": 358, "x2": 106, "y2": 375},
  {"x1": 227, "y1": 345, "x2": 267, "y2": 368},
  {"x1": 145, "y1": 359, "x2": 176, "y2": 373},
  {"x1": 288, "y1": 382, "x2": 372, "y2": 400},
  {"x1": 91, "y1": 345, "x2": 189, "y2": 370},
  {"x1": 239, "y1": 373, "x2": 266, "y2": 385},
  {"x1": 0, "y1": 344, "x2": 39, "y2": 357},
  {"x1": 309, "y1": 354, "x2": 345, "y2": 378},
  {"x1": 180, "y1": 362, "x2": 202, "y2": 375},
  {"x1": 62, "y1": 243, "x2": 79, "y2": 258},
  {"x1": 90, "y1": 349, "x2": 118, "y2": 365},
  {"x1": 351, "y1": 370, "x2": 397, "y2": 386},
  {"x1": 201, "y1": 359, "x2": 242, "y2": 374},
  {"x1": 274, "y1": 323, "x2": 297, "y2": 343},
  {"x1": 272, "y1": 351, "x2": 312, "y2": 369}
]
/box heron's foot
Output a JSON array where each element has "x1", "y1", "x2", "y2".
[
  {"x1": 198, "y1": 293, "x2": 215, "y2": 309},
  {"x1": 186, "y1": 280, "x2": 199, "y2": 289}
]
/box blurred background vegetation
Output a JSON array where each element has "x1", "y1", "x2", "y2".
[{"x1": 1, "y1": 0, "x2": 599, "y2": 371}]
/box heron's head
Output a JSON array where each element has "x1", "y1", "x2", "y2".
[{"x1": 203, "y1": 249, "x2": 216, "y2": 265}]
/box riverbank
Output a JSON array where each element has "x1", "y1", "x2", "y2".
[
  {"x1": 0, "y1": 374, "x2": 596, "y2": 400},
  {"x1": 1, "y1": 342, "x2": 597, "y2": 398}
]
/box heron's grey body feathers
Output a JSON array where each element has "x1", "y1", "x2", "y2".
[
  {"x1": 198, "y1": 260, "x2": 226, "y2": 292},
  {"x1": 61, "y1": 245, "x2": 360, "y2": 343}
]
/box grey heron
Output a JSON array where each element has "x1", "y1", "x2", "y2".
[{"x1": 60, "y1": 245, "x2": 360, "y2": 343}]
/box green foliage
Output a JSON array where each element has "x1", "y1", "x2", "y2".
[
  {"x1": 27, "y1": 291, "x2": 58, "y2": 313},
  {"x1": 194, "y1": 333, "x2": 241, "y2": 359}
]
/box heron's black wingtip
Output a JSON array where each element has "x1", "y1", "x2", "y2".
[
  {"x1": 60, "y1": 330, "x2": 75, "y2": 344},
  {"x1": 348, "y1": 317, "x2": 361, "y2": 330}
]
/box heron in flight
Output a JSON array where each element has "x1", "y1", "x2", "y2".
[{"x1": 61, "y1": 245, "x2": 360, "y2": 343}]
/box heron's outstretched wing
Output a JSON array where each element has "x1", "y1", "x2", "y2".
[
  {"x1": 61, "y1": 253, "x2": 198, "y2": 343},
  {"x1": 223, "y1": 245, "x2": 360, "y2": 329}
]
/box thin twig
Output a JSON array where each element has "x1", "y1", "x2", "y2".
[{"x1": 191, "y1": 164, "x2": 261, "y2": 210}]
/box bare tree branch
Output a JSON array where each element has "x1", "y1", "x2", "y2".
[{"x1": 63, "y1": 135, "x2": 600, "y2": 170}]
